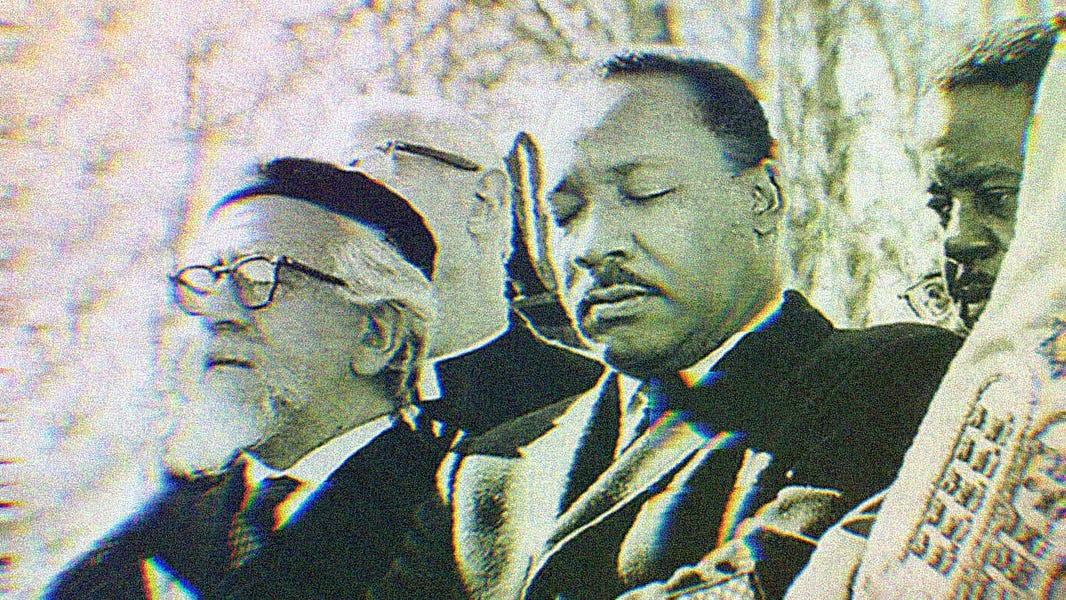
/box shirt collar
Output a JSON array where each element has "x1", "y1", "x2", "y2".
[
  {"x1": 619, "y1": 295, "x2": 784, "y2": 405},
  {"x1": 418, "y1": 363, "x2": 443, "y2": 402},
  {"x1": 679, "y1": 327, "x2": 749, "y2": 386},
  {"x1": 242, "y1": 413, "x2": 396, "y2": 489}
]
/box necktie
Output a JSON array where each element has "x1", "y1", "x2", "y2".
[
  {"x1": 227, "y1": 475, "x2": 300, "y2": 569},
  {"x1": 560, "y1": 377, "x2": 621, "y2": 513},
  {"x1": 620, "y1": 373, "x2": 695, "y2": 454}
]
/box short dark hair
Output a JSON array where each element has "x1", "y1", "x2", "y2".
[
  {"x1": 935, "y1": 18, "x2": 1059, "y2": 92},
  {"x1": 599, "y1": 51, "x2": 775, "y2": 171},
  {"x1": 218, "y1": 157, "x2": 436, "y2": 281}
]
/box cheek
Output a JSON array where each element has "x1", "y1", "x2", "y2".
[
  {"x1": 561, "y1": 272, "x2": 590, "y2": 319},
  {"x1": 991, "y1": 221, "x2": 1017, "y2": 250},
  {"x1": 256, "y1": 316, "x2": 353, "y2": 373},
  {"x1": 653, "y1": 227, "x2": 748, "y2": 285}
]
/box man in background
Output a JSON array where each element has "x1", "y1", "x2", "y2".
[
  {"x1": 341, "y1": 95, "x2": 603, "y2": 437},
  {"x1": 334, "y1": 95, "x2": 604, "y2": 600},
  {"x1": 786, "y1": 17, "x2": 1063, "y2": 599},
  {"x1": 47, "y1": 158, "x2": 444, "y2": 599},
  {"x1": 924, "y1": 19, "x2": 1059, "y2": 333}
]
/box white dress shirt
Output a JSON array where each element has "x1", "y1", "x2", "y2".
[{"x1": 240, "y1": 413, "x2": 396, "y2": 528}]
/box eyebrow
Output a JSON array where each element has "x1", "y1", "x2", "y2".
[
  {"x1": 926, "y1": 180, "x2": 949, "y2": 196},
  {"x1": 613, "y1": 158, "x2": 673, "y2": 176},
  {"x1": 932, "y1": 158, "x2": 1022, "y2": 190},
  {"x1": 550, "y1": 158, "x2": 672, "y2": 195},
  {"x1": 550, "y1": 174, "x2": 582, "y2": 198}
]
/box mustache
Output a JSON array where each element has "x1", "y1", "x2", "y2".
[
  {"x1": 592, "y1": 264, "x2": 654, "y2": 289},
  {"x1": 577, "y1": 263, "x2": 659, "y2": 318},
  {"x1": 204, "y1": 330, "x2": 258, "y2": 370},
  {"x1": 205, "y1": 355, "x2": 254, "y2": 369}
]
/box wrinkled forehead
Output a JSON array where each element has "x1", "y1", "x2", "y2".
[
  {"x1": 582, "y1": 75, "x2": 701, "y2": 143},
  {"x1": 915, "y1": 88, "x2": 959, "y2": 180},
  {"x1": 347, "y1": 109, "x2": 494, "y2": 169},
  {"x1": 182, "y1": 195, "x2": 369, "y2": 267},
  {"x1": 541, "y1": 75, "x2": 708, "y2": 186}
]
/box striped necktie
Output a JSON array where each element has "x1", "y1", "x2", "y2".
[
  {"x1": 227, "y1": 475, "x2": 300, "y2": 569},
  {"x1": 619, "y1": 373, "x2": 695, "y2": 454}
]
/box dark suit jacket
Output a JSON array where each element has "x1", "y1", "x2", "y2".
[
  {"x1": 372, "y1": 313, "x2": 603, "y2": 599},
  {"x1": 47, "y1": 425, "x2": 446, "y2": 600},
  {"x1": 421, "y1": 310, "x2": 604, "y2": 436},
  {"x1": 447, "y1": 291, "x2": 962, "y2": 600}
]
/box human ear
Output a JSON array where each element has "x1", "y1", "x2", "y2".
[
  {"x1": 349, "y1": 303, "x2": 403, "y2": 377},
  {"x1": 468, "y1": 168, "x2": 511, "y2": 237},
  {"x1": 751, "y1": 164, "x2": 785, "y2": 237}
]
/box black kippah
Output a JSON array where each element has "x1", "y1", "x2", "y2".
[{"x1": 215, "y1": 157, "x2": 436, "y2": 280}]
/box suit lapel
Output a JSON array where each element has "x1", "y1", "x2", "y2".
[
  {"x1": 452, "y1": 375, "x2": 717, "y2": 598},
  {"x1": 558, "y1": 376, "x2": 622, "y2": 512},
  {"x1": 521, "y1": 292, "x2": 838, "y2": 595},
  {"x1": 533, "y1": 414, "x2": 716, "y2": 570},
  {"x1": 144, "y1": 467, "x2": 243, "y2": 597},
  {"x1": 222, "y1": 426, "x2": 443, "y2": 597},
  {"x1": 452, "y1": 379, "x2": 606, "y2": 599}
]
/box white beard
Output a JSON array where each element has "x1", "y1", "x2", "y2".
[
  {"x1": 161, "y1": 332, "x2": 277, "y2": 477},
  {"x1": 160, "y1": 325, "x2": 318, "y2": 477},
  {"x1": 162, "y1": 369, "x2": 276, "y2": 477}
]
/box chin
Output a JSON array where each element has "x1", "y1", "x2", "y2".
[
  {"x1": 602, "y1": 340, "x2": 676, "y2": 378},
  {"x1": 163, "y1": 401, "x2": 266, "y2": 477},
  {"x1": 958, "y1": 299, "x2": 990, "y2": 332},
  {"x1": 163, "y1": 381, "x2": 276, "y2": 477},
  {"x1": 591, "y1": 317, "x2": 687, "y2": 375}
]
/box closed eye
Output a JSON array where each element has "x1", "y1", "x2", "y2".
[
  {"x1": 549, "y1": 175, "x2": 586, "y2": 229},
  {"x1": 623, "y1": 187, "x2": 676, "y2": 203}
]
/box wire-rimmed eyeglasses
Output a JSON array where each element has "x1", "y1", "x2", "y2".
[
  {"x1": 899, "y1": 272, "x2": 955, "y2": 323},
  {"x1": 350, "y1": 140, "x2": 482, "y2": 172},
  {"x1": 170, "y1": 255, "x2": 349, "y2": 316}
]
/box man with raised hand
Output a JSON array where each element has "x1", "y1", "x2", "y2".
[
  {"x1": 444, "y1": 51, "x2": 963, "y2": 600},
  {"x1": 48, "y1": 158, "x2": 443, "y2": 599},
  {"x1": 342, "y1": 95, "x2": 603, "y2": 438}
]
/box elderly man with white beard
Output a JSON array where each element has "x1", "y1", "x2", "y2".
[{"x1": 46, "y1": 157, "x2": 444, "y2": 599}]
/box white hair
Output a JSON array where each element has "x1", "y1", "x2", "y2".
[
  {"x1": 327, "y1": 220, "x2": 438, "y2": 406},
  {"x1": 319, "y1": 93, "x2": 503, "y2": 170}
]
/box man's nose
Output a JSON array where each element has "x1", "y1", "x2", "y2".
[
  {"x1": 197, "y1": 278, "x2": 251, "y2": 330},
  {"x1": 944, "y1": 220, "x2": 998, "y2": 264},
  {"x1": 572, "y1": 204, "x2": 629, "y2": 273},
  {"x1": 945, "y1": 236, "x2": 997, "y2": 263}
]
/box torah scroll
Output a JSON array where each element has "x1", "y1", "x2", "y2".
[{"x1": 854, "y1": 24, "x2": 1066, "y2": 600}]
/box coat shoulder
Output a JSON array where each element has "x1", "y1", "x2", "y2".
[
  {"x1": 796, "y1": 321, "x2": 963, "y2": 402},
  {"x1": 44, "y1": 474, "x2": 221, "y2": 599},
  {"x1": 819, "y1": 321, "x2": 962, "y2": 371},
  {"x1": 453, "y1": 379, "x2": 607, "y2": 458},
  {"x1": 774, "y1": 322, "x2": 963, "y2": 504}
]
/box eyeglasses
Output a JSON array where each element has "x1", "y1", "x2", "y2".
[
  {"x1": 900, "y1": 272, "x2": 955, "y2": 322},
  {"x1": 351, "y1": 140, "x2": 482, "y2": 172},
  {"x1": 170, "y1": 255, "x2": 349, "y2": 316}
]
